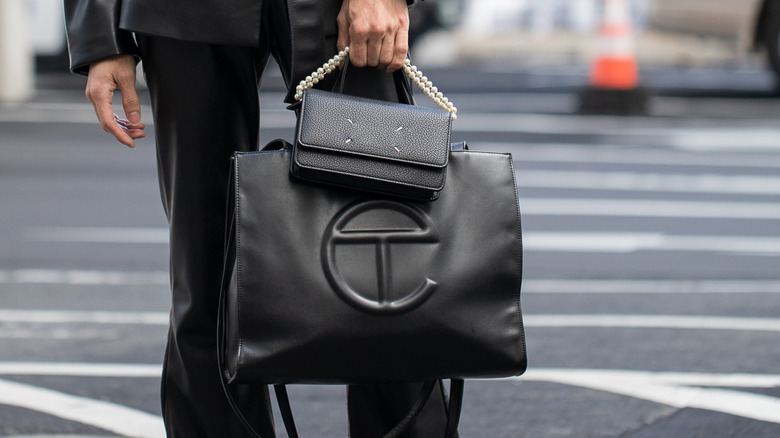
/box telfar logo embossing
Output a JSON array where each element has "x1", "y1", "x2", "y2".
[{"x1": 321, "y1": 200, "x2": 439, "y2": 315}]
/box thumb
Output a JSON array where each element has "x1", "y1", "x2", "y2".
[{"x1": 119, "y1": 76, "x2": 141, "y2": 125}]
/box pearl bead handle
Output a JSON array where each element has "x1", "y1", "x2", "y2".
[{"x1": 294, "y1": 46, "x2": 458, "y2": 121}]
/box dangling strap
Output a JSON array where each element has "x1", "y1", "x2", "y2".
[
  {"x1": 274, "y1": 385, "x2": 300, "y2": 438},
  {"x1": 272, "y1": 380, "x2": 463, "y2": 438},
  {"x1": 446, "y1": 379, "x2": 465, "y2": 437}
]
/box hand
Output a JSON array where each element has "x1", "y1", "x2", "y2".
[
  {"x1": 85, "y1": 54, "x2": 146, "y2": 148},
  {"x1": 337, "y1": 0, "x2": 410, "y2": 72}
]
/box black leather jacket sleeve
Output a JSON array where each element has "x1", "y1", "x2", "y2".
[
  {"x1": 64, "y1": 0, "x2": 139, "y2": 76},
  {"x1": 64, "y1": 0, "x2": 420, "y2": 76}
]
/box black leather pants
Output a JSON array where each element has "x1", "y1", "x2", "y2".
[{"x1": 136, "y1": 31, "x2": 454, "y2": 438}]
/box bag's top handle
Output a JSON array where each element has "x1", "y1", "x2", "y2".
[{"x1": 293, "y1": 47, "x2": 458, "y2": 120}]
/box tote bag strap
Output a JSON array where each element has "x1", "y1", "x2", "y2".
[
  {"x1": 218, "y1": 372, "x2": 462, "y2": 438},
  {"x1": 273, "y1": 380, "x2": 463, "y2": 438}
]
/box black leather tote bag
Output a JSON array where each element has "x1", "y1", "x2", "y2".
[
  {"x1": 221, "y1": 144, "x2": 526, "y2": 386},
  {"x1": 219, "y1": 49, "x2": 526, "y2": 437}
]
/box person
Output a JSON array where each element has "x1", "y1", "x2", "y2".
[{"x1": 63, "y1": 0, "x2": 456, "y2": 436}]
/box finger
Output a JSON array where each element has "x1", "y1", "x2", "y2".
[
  {"x1": 388, "y1": 7, "x2": 410, "y2": 72},
  {"x1": 364, "y1": 33, "x2": 384, "y2": 68},
  {"x1": 337, "y1": 5, "x2": 350, "y2": 52},
  {"x1": 87, "y1": 84, "x2": 136, "y2": 149},
  {"x1": 349, "y1": 38, "x2": 368, "y2": 68},
  {"x1": 378, "y1": 33, "x2": 395, "y2": 71},
  {"x1": 120, "y1": 84, "x2": 142, "y2": 126},
  {"x1": 113, "y1": 115, "x2": 146, "y2": 130}
]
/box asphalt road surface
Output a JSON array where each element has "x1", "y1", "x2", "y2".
[{"x1": 1, "y1": 65, "x2": 779, "y2": 437}]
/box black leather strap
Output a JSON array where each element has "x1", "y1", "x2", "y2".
[
  {"x1": 445, "y1": 379, "x2": 465, "y2": 437},
  {"x1": 268, "y1": 379, "x2": 458, "y2": 438},
  {"x1": 382, "y1": 381, "x2": 437, "y2": 438},
  {"x1": 275, "y1": 385, "x2": 300, "y2": 438}
]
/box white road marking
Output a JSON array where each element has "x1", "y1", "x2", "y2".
[
  {"x1": 22, "y1": 228, "x2": 780, "y2": 255},
  {"x1": 0, "y1": 102, "x2": 294, "y2": 128},
  {"x1": 0, "y1": 378, "x2": 165, "y2": 438},
  {"x1": 517, "y1": 170, "x2": 780, "y2": 195},
  {"x1": 6, "y1": 103, "x2": 780, "y2": 152},
  {"x1": 26, "y1": 227, "x2": 169, "y2": 244},
  {"x1": 0, "y1": 328, "x2": 120, "y2": 340},
  {"x1": 525, "y1": 314, "x2": 780, "y2": 332},
  {"x1": 0, "y1": 269, "x2": 169, "y2": 285},
  {"x1": 0, "y1": 309, "x2": 168, "y2": 325},
  {"x1": 524, "y1": 232, "x2": 780, "y2": 255},
  {"x1": 2, "y1": 310, "x2": 780, "y2": 332},
  {"x1": 667, "y1": 128, "x2": 780, "y2": 152},
  {"x1": 0, "y1": 362, "x2": 161, "y2": 377},
  {"x1": 521, "y1": 198, "x2": 780, "y2": 219},
  {"x1": 3, "y1": 436, "x2": 116, "y2": 438},
  {"x1": 0, "y1": 362, "x2": 777, "y2": 426},
  {"x1": 522, "y1": 279, "x2": 780, "y2": 294},
  {"x1": 514, "y1": 368, "x2": 780, "y2": 424},
  {"x1": 476, "y1": 142, "x2": 780, "y2": 168},
  {"x1": 3, "y1": 270, "x2": 778, "y2": 294}
]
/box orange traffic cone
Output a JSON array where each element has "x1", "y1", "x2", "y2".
[{"x1": 578, "y1": 0, "x2": 648, "y2": 114}]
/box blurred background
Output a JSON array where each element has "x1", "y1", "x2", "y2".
[
  {"x1": 2, "y1": 0, "x2": 779, "y2": 94},
  {"x1": 1, "y1": 1, "x2": 780, "y2": 437}
]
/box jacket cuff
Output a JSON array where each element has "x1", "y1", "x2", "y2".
[{"x1": 64, "y1": 0, "x2": 139, "y2": 75}]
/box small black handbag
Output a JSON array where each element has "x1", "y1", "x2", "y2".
[
  {"x1": 290, "y1": 48, "x2": 455, "y2": 201},
  {"x1": 219, "y1": 50, "x2": 526, "y2": 437}
]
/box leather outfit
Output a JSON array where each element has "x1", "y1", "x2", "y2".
[{"x1": 65, "y1": 0, "x2": 454, "y2": 437}]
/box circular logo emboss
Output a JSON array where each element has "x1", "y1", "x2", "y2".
[{"x1": 322, "y1": 200, "x2": 439, "y2": 315}]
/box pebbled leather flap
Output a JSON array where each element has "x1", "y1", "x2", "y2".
[{"x1": 297, "y1": 89, "x2": 452, "y2": 169}]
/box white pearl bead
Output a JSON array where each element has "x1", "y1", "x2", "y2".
[
  {"x1": 451, "y1": 114, "x2": 457, "y2": 121},
  {"x1": 420, "y1": 76, "x2": 428, "y2": 83},
  {"x1": 425, "y1": 81, "x2": 433, "y2": 88},
  {"x1": 317, "y1": 68, "x2": 324, "y2": 75},
  {"x1": 451, "y1": 107, "x2": 458, "y2": 113},
  {"x1": 447, "y1": 102, "x2": 454, "y2": 109},
  {"x1": 312, "y1": 77, "x2": 319, "y2": 84},
  {"x1": 433, "y1": 97, "x2": 441, "y2": 104},
  {"x1": 415, "y1": 71, "x2": 423, "y2": 78},
  {"x1": 441, "y1": 97, "x2": 448, "y2": 104},
  {"x1": 410, "y1": 65, "x2": 418, "y2": 72},
  {"x1": 423, "y1": 87, "x2": 430, "y2": 94},
  {"x1": 436, "y1": 92, "x2": 443, "y2": 99}
]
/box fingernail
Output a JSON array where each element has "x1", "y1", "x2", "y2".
[{"x1": 128, "y1": 111, "x2": 141, "y2": 124}]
